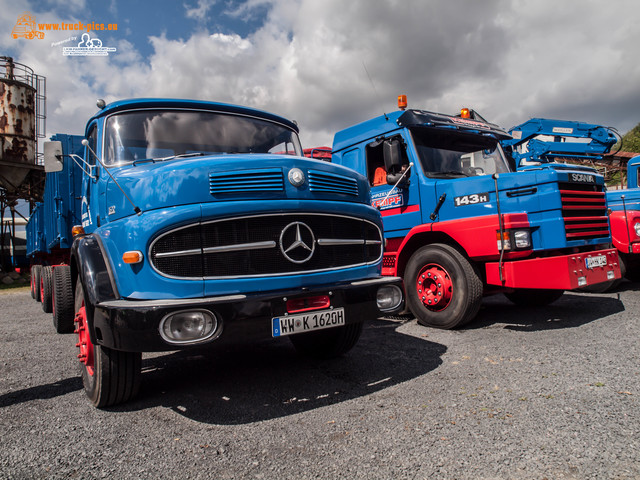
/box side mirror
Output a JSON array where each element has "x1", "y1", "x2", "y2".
[
  {"x1": 383, "y1": 139, "x2": 403, "y2": 173},
  {"x1": 43, "y1": 141, "x2": 63, "y2": 172}
]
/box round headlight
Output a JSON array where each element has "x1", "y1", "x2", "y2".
[
  {"x1": 634, "y1": 222, "x2": 640, "y2": 238},
  {"x1": 159, "y1": 310, "x2": 220, "y2": 345},
  {"x1": 376, "y1": 285, "x2": 403, "y2": 312}
]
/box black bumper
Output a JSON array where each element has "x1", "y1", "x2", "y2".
[{"x1": 92, "y1": 277, "x2": 403, "y2": 352}]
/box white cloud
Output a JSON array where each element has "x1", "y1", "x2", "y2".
[
  {"x1": 184, "y1": 0, "x2": 217, "y2": 20},
  {"x1": 2, "y1": 0, "x2": 640, "y2": 150}
]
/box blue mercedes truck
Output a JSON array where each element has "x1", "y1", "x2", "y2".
[{"x1": 27, "y1": 98, "x2": 403, "y2": 408}]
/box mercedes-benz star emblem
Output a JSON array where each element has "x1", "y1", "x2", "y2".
[{"x1": 279, "y1": 222, "x2": 315, "y2": 264}]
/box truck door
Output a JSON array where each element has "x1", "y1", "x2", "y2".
[{"x1": 366, "y1": 136, "x2": 422, "y2": 239}]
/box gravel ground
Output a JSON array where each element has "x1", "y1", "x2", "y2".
[{"x1": 1, "y1": 283, "x2": 639, "y2": 479}]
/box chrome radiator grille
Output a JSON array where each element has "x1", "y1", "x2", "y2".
[{"x1": 150, "y1": 213, "x2": 382, "y2": 279}]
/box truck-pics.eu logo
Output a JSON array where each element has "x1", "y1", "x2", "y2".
[{"x1": 11, "y1": 12, "x2": 44, "y2": 39}]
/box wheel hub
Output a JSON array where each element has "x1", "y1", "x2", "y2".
[
  {"x1": 74, "y1": 306, "x2": 95, "y2": 376},
  {"x1": 416, "y1": 264, "x2": 453, "y2": 312}
]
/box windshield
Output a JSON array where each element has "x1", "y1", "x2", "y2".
[
  {"x1": 410, "y1": 127, "x2": 511, "y2": 178},
  {"x1": 104, "y1": 109, "x2": 302, "y2": 165}
]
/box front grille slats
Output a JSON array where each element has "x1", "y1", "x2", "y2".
[
  {"x1": 308, "y1": 170, "x2": 358, "y2": 196},
  {"x1": 150, "y1": 214, "x2": 382, "y2": 279},
  {"x1": 558, "y1": 183, "x2": 609, "y2": 241},
  {"x1": 209, "y1": 169, "x2": 284, "y2": 194}
]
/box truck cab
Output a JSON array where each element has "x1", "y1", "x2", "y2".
[{"x1": 331, "y1": 98, "x2": 620, "y2": 329}]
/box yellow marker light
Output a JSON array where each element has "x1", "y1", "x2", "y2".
[
  {"x1": 496, "y1": 231, "x2": 511, "y2": 251},
  {"x1": 461, "y1": 108, "x2": 471, "y2": 119},
  {"x1": 398, "y1": 94, "x2": 407, "y2": 110},
  {"x1": 71, "y1": 225, "x2": 85, "y2": 237},
  {"x1": 122, "y1": 251, "x2": 143, "y2": 264}
]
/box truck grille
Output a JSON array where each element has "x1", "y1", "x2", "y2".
[
  {"x1": 308, "y1": 170, "x2": 359, "y2": 196},
  {"x1": 559, "y1": 183, "x2": 609, "y2": 241},
  {"x1": 209, "y1": 168, "x2": 284, "y2": 194},
  {"x1": 150, "y1": 213, "x2": 382, "y2": 279}
]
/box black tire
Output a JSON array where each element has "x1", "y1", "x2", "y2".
[
  {"x1": 405, "y1": 244, "x2": 483, "y2": 329},
  {"x1": 31, "y1": 265, "x2": 42, "y2": 301},
  {"x1": 620, "y1": 252, "x2": 640, "y2": 282},
  {"x1": 74, "y1": 278, "x2": 141, "y2": 408},
  {"x1": 504, "y1": 289, "x2": 564, "y2": 306},
  {"x1": 41, "y1": 266, "x2": 53, "y2": 313},
  {"x1": 53, "y1": 266, "x2": 75, "y2": 333},
  {"x1": 289, "y1": 321, "x2": 364, "y2": 359}
]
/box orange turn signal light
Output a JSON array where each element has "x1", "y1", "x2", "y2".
[
  {"x1": 71, "y1": 225, "x2": 85, "y2": 237},
  {"x1": 122, "y1": 251, "x2": 143, "y2": 264},
  {"x1": 398, "y1": 94, "x2": 407, "y2": 110},
  {"x1": 460, "y1": 108, "x2": 471, "y2": 119}
]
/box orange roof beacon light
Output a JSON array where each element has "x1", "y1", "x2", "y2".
[
  {"x1": 460, "y1": 108, "x2": 471, "y2": 119},
  {"x1": 71, "y1": 225, "x2": 85, "y2": 237},
  {"x1": 398, "y1": 95, "x2": 407, "y2": 111}
]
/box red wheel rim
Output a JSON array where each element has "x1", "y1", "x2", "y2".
[
  {"x1": 40, "y1": 277, "x2": 44, "y2": 302},
  {"x1": 415, "y1": 263, "x2": 453, "y2": 312},
  {"x1": 75, "y1": 305, "x2": 95, "y2": 376}
]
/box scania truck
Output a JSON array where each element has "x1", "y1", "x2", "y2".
[
  {"x1": 502, "y1": 117, "x2": 639, "y2": 283},
  {"x1": 329, "y1": 97, "x2": 620, "y2": 329}
]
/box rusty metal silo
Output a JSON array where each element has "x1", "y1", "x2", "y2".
[
  {"x1": 0, "y1": 56, "x2": 46, "y2": 270},
  {"x1": 0, "y1": 56, "x2": 45, "y2": 193}
]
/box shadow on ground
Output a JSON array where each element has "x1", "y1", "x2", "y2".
[
  {"x1": 466, "y1": 290, "x2": 626, "y2": 332},
  {"x1": 0, "y1": 377, "x2": 83, "y2": 408},
  {"x1": 115, "y1": 318, "x2": 446, "y2": 424}
]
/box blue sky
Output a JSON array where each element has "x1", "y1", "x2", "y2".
[{"x1": 75, "y1": 0, "x2": 270, "y2": 58}]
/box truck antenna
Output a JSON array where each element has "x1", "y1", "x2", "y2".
[
  {"x1": 362, "y1": 61, "x2": 388, "y2": 121},
  {"x1": 81, "y1": 139, "x2": 142, "y2": 216}
]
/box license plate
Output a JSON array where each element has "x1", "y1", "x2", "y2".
[
  {"x1": 585, "y1": 255, "x2": 607, "y2": 269},
  {"x1": 272, "y1": 308, "x2": 345, "y2": 337}
]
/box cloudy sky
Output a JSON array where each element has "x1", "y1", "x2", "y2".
[{"x1": 2, "y1": 0, "x2": 640, "y2": 149}]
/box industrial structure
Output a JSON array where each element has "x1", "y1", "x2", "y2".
[{"x1": 0, "y1": 56, "x2": 46, "y2": 269}]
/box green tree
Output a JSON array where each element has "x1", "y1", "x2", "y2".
[{"x1": 614, "y1": 122, "x2": 640, "y2": 153}]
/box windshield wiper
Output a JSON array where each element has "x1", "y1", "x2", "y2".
[
  {"x1": 428, "y1": 171, "x2": 469, "y2": 178},
  {"x1": 157, "y1": 152, "x2": 207, "y2": 162}
]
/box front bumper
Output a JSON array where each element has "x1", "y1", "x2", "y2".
[
  {"x1": 485, "y1": 248, "x2": 621, "y2": 289},
  {"x1": 92, "y1": 277, "x2": 403, "y2": 352}
]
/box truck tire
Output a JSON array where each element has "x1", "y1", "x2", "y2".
[
  {"x1": 52, "y1": 266, "x2": 75, "y2": 333},
  {"x1": 74, "y1": 278, "x2": 141, "y2": 408},
  {"x1": 31, "y1": 265, "x2": 42, "y2": 301},
  {"x1": 504, "y1": 289, "x2": 564, "y2": 306},
  {"x1": 41, "y1": 266, "x2": 53, "y2": 314},
  {"x1": 405, "y1": 244, "x2": 483, "y2": 329},
  {"x1": 620, "y1": 253, "x2": 640, "y2": 282},
  {"x1": 289, "y1": 321, "x2": 363, "y2": 359}
]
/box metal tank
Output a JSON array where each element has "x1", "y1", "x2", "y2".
[
  {"x1": 0, "y1": 56, "x2": 45, "y2": 193},
  {"x1": 0, "y1": 57, "x2": 45, "y2": 270}
]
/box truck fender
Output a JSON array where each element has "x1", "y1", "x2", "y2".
[{"x1": 70, "y1": 234, "x2": 119, "y2": 307}]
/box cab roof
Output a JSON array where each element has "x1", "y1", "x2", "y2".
[
  {"x1": 333, "y1": 108, "x2": 511, "y2": 153},
  {"x1": 87, "y1": 98, "x2": 299, "y2": 133}
]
